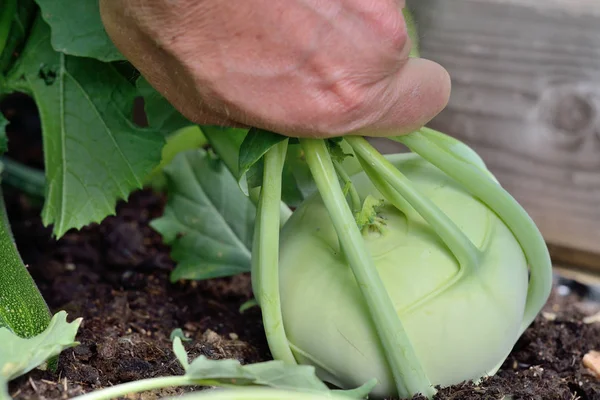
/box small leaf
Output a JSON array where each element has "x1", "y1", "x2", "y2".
[
  {"x1": 0, "y1": 311, "x2": 81, "y2": 398},
  {"x1": 182, "y1": 356, "x2": 374, "y2": 398},
  {"x1": 172, "y1": 337, "x2": 190, "y2": 370},
  {"x1": 327, "y1": 140, "x2": 353, "y2": 164},
  {"x1": 237, "y1": 128, "x2": 287, "y2": 195},
  {"x1": 151, "y1": 149, "x2": 256, "y2": 281},
  {"x1": 355, "y1": 195, "x2": 385, "y2": 232},
  {"x1": 170, "y1": 328, "x2": 192, "y2": 343},
  {"x1": 7, "y1": 17, "x2": 164, "y2": 237},
  {"x1": 186, "y1": 356, "x2": 255, "y2": 384},
  {"x1": 0, "y1": 113, "x2": 8, "y2": 155},
  {"x1": 239, "y1": 299, "x2": 258, "y2": 314},
  {"x1": 34, "y1": 0, "x2": 125, "y2": 62}
]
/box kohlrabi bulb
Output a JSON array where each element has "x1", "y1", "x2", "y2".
[{"x1": 278, "y1": 153, "x2": 529, "y2": 398}]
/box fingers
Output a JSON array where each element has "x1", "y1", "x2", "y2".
[{"x1": 351, "y1": 57, "x2": 452, "y2": 138}]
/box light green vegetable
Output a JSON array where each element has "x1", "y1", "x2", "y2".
[{"x1": 269, "y1": 130, "x2": 551, "y2": 399}]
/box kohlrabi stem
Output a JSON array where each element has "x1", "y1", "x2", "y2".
[
  {"x1": 251, "y1": 140, "x2": 297, "y2": 364},
  {"x1": 299, "y1": 138, "x2": 434, "y2": 399},
  {"x1": 70, "y1": 376, "x2": 193, "y2": 400},
  {"x1": 396, "y1": 129, "x2": 552, "y2": 335},
  {"x1": 346, "y1": 137, "x2": 480, "y2": 276},
  {"x1": 333, "y1": 159, "x2": 361, "y2": 214},
  {"x1": 0, "y1": 0, "x2": 16, "y2": 61}
]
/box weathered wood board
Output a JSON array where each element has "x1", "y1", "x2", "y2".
[{"x1": 391, "y1": 0, "x2": 600, "y2": 270}]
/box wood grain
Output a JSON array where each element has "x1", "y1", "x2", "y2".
[{"x1": 390, "y1": 0, "x2": 600, "y2": 270}]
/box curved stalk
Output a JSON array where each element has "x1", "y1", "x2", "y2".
[
  {"x1": 299, "y1": 138, "x2": 434, "y2": 399},
  {"x1": 70, "y1": 376, "x2": 193, "y2": 400},
  {"x1": 251, "y1": 140, "x2": 296, "y2": 364},
  {"x1": 346, "y1": 137, "x2": 480, "y2": 276},
  {"x1": 395, "y1": 129, "x2": 552, "y2": 335}
]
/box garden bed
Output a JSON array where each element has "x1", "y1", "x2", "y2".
[{"x1": 5, "y1": 187, "x2": 600, "y2": 400}]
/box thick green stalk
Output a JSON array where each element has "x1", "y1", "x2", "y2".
[
  {"x1": 0, "y1": 186, "x2": 51, "y2": 337},
  {"x1": 346, "y1": 137, "x2": 480, "y2": 276},
  {"x1": 299, "y1": 138, "x2": 434, "y2": 399},
  {"x1": 395, "y1": 129, "x2": 552, "y2": 335},
  {"x1": 251, "y1": 140, "x2": 296, "y2": 364}
]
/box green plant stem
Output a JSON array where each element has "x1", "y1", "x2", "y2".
[
  {"x1": 396, "y1": 128, "x2": 552, "y2": 335},
  {"x1": 0, "y1": 157, "x2": 46, "y2": 198},
  {"x1": 346, "y1": 136, "x2": 480, "y2": 275},
  {"x1": 299, "y1": 138, "x2": 434, "y2": 399},
  {"x1": 0, "y1": 0, "x2": 16, "y2": 61},
  {"x1": 71, "y1": 376, "x2": 193, "y2": 400},
  {"x1": 333, "y1": 159, "x2": 361, "y2": 214},
  {"x1": 251, "y1": 139, "x2": 296, "y2": 364}
]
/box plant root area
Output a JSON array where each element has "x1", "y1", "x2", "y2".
[{"x1": 6, "y1": 189, "x2": 600, "y2": 400}]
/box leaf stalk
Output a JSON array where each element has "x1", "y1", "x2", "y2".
[{"x1": 299, "y1": 138, "x2": 435, "y2": 399}]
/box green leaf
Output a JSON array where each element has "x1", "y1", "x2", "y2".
[
  {"x1": 237, "y1": 128, "x2": 287, "y2": 195},
  {"x1": 174, "y1": 338, "x2": 376, "y2": 398},
  {"x1": 0, "y1": 0, "x2": 37, "y2": 75},
  {"x1": 0, "y1": 112, "x2": 7, "y2": 155},
  {"x1": 33, "y1": 0, "x2": 124, "y2": 62},
  {"x1": 136, "y1": 77, "x2": 193, "y2": 135},
  {"x1": 0, "y1": 311, "x2": 81, "y2": 398},
  {"x1": 172, "y1": 337, "x2": 190, "y2": 369},
  {"x1": 150, "y1": 149, "x2": 256, "y2": 281},
  {"x1": 7, "y1": 17, "x2": 164, "y2": 237}
]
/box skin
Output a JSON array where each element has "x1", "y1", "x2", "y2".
[{"x1": 99, "y1": 0, "x2": 451, "y2": 138}]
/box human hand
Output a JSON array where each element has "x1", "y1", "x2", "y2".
[{"x1": 100, "y1": 0, "x2": 450, "y2": 138}]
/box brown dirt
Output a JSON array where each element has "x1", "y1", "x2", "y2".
[
  {"x1": 6, "y1": 189, "x2": 270, "y2": 400},
  {"x1": 5, "y1": 186, "x2": 600, "y2": 400}
]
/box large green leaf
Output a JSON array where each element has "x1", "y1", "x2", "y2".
[
  {"x1": 33, "y1": 0, "x2": 124, "y2": 62},
  {"x1": 7, "y1": 17, "x2": 164, "y2": 237},
  {"x1": 151, "y1": 149, "x2": 256, "y2": 281},
  {"x1": 0, "y1": 311, "x2": 81, "y2": 399}
]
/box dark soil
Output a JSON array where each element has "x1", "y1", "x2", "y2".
[
  {"x1": 2, "y1": 93, "x2": 600, "y2": 400},
  {"x1": 5, "y1": 188, "x2": 271, "y2": 400},
  {"x1": 4, "y1": 187, "x2": 600, "y2": 400}
]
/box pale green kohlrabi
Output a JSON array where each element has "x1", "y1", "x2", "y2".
[{"x1": 275, "y1": 130, "x2": 551, "y2": 398}]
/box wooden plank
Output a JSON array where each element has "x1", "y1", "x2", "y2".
[{"x1": 392, "y1": 0, "x2": 600, "y2": 269}]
